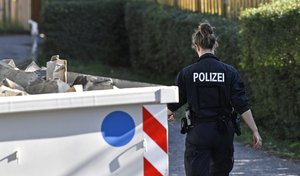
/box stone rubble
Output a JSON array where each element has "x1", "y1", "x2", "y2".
[
  {"x1": 0, "y1": 85, "x2": 28, "y2": 96},
  {"x1": 46, "y1": 55, "x2": 67, "y2": 82},
  {"x1": 0, "y1": 61, "x2": 40, "y2": 89},
  {"x1": 0, "y1": 55, "x2": 114, "y2": 96},
  {"x1": 72, "y1": 75, "x2": 113, "y2": 91},
  {"x1": 1, "y1": 78, "x2": 25, "y2": 91}
]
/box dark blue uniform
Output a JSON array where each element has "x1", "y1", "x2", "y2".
[{"x1": 168, "y1": 53, "x2": 250, "y2": 176}]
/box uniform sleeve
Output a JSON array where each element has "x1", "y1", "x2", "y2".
[
  {"x1": 167, "y1": 71, "x2": 187, "y2": 112},
  {"x1": 230, "y1": 68, "x2": 250, "y2": 114}
]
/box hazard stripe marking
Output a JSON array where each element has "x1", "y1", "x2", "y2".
[
  {"x1": 144, "y1": 133, "x2": 168, "y2": 175},
  {"x1": 143, "y1": 106, "x2": 167, "y2": 153},
  {"x1": 144, "y1": 157, "x2": 163, "y2": 176},
  {"x1": 143, "y1": 105, "x2": 167, "y2": 130}
]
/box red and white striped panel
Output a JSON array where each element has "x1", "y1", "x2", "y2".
[{"x1": 143, "y1": 105, "x2": 169, "y2": 176}]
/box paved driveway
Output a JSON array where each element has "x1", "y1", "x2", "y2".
[{"x1": 0, "y1": 34, "x2": 33, "y2": 66}]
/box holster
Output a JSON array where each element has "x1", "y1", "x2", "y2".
[
  {"x1": 231, "y1": 111, "x2": 241, "y2": 136},
  {"x1": 180, "y1": 117, "x2": 189, "y2": 134},
  {"x1": 180, "y1": 107, "x2": 193, "y2": 134}
]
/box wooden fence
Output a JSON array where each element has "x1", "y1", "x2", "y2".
[
  {"x1": 152, "y1": 0, "x2": 276, "y2": 19},
  {"x1": 0, "y1": 0, "x2": 41, "y2": 31}
]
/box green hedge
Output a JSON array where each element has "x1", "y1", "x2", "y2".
[
  {"x1": 125, "y1": 2, "x2": 240, "y2": 82},
  {"x1": 42, "y1": 0, "x2": 129, "y2": 66},
  {"x1": 239, "y1": 0, "x2": 300, "y2": 139}
]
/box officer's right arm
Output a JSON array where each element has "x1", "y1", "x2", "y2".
[
  {"x1": 230, "y1": 68, "x2": 262, "y2": 149},
  {"x1": 230, "y1": 68, "x2": 249, "y2": 114}
]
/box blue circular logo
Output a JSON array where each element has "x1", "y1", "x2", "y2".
[{"x1": 101, "y1": 111, "x2": 135, "y2": 147}]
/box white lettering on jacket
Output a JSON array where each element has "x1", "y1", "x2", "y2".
[{"x1": 193, "y1": 72, "x2": 225, "y2": 82}]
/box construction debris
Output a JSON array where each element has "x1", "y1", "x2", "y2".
[
  {"x1": 0, "y1": 62, "x2": 40, "y2": 89},
  {"x1": 26, "y1": 79, "x2": 70, "y2": 94},
  {"x1": 71, "y1": 75, "x2": 113, "y2": 91},
  {"x1": 0, "y1": 85, "x2": 28, "y2": 96},
  {"x1": 1, "y1": 78, "x2": 25, "y2": 91},
  {"x1": 0, "y1": 59, "x2": 18, "y2": 69},
  {"x1": 25, "y1": 61, "x2": 47, "y2": 79},
  {"x1": 25, "y1": 61, "x2": 41, "y2": 72},
  {"x1": 0, "y1": 56, "x2": 114, "y2": 96},
  {"x1": 67, "y1": 85, "x2": 83, "y2": 93},
  {"x1": 46, "y1": 55, "x2": 67, "y2": 82}
]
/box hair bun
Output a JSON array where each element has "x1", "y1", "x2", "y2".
[
  {"x1": 192, "y1": 22, "x2": 218, "y2": 51},
  {"x1": 199, "y1": 23, "x2": 214, "y2": 36}
]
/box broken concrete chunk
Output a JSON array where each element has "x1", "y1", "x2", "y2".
[
  {"x1": 25, "y1": 61, "x2": 47, "y2": 79},
  {"x1": 1, "y1": 78, "x2": 25, "y2": 91},
  {"x1": 85, "y1": 80, "x2": 113, "y2": 90},
  {"x1": 46, "y1": 55, "x2": 67, "y2": 82},
  {"x1": 0, "y1": 64, "x2": 40, "y2": 88},
  {"x1": 86, "y1": 76, "x2": 113, "y2": 91},
  {"x1": 0, "y1": 59, "x2": 18, "y2": 70},
  {"x1": 0, "y1": 85, "x2": 28, "y2": 96},
  {"x1": 25, "y1": 61, "x2": 41, "y2": 72},
  {"x1": 71, "y1": 75, "x2": 88, "y2": 87},
  {"x1": 72, "y1": 75, "x2": 113, "y2": 91},
  {"x1": 26, "y1": 79, "x2": 71, "y2": 94},
  {"x1": 34, "y1": 68, "x2": 47, "y2": 80},
  {"x1": 67, "y1": 85, "x2": 83, "y2": 93}
]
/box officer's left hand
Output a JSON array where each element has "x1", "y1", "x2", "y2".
[
  {"x1": 252, "y1": 131, "x2": 262, "y2": 149},
  {"x1": 168, "y1": 114, "x2": 175, "y2": 121}
]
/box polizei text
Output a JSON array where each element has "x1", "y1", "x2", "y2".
[{"x1": 193, "y1": 72, "x2": 225, "y2": 82}]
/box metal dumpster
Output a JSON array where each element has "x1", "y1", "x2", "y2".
[{"x1": 0, "y1": 85, "x2": 178, "y2": 176}]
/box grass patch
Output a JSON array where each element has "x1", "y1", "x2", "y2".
[{"x1": 235, "y1": 123, "x2": 300, "y2": 162}]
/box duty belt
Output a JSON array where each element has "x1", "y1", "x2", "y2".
[
  {"x1": 191, "y1": 115, "x2": 220, "y2": 124},
  {"x1": 190, "y1": 111, "x2": 230, "y2": 125},
  {"x1": 190, "y1": 111, "x2": 231, "y2": 135}
]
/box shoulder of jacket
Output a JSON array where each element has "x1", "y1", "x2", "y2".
[
  {"x1": 220, "y1": 62, "x2": 237, "y2": 73},
  {"x1": 181, "y1": 63, "x2": 196, "y2": 73}
]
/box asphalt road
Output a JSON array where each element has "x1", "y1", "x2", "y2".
[{"x1": 0, "y1": 34, "x2": 33, "y2": 66}]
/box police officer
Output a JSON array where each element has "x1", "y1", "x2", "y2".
[{"x1": 167, "y1": 22, "x2": 262, "y2": 176}]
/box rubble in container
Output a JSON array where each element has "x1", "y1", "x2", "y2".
[{"x1": 0, "y1": 55, "x2": 114, "y2": 96}]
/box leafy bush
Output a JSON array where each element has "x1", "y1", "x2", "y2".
[
  {"x1": 125, "y1": 2, "x2": 240, "y2": 82},
  {"x1": 239, "y1": 0, "x2": 300, "y2": 139},
  {"x1": 42, "y1": 0, "x2": 129, "y2": 66}
]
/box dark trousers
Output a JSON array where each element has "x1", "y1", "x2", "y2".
[{"x1": 184, "y1": 121, "x2": 235, "y2": 176}]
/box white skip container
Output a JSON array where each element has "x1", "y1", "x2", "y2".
[{"x1": 0, "y1": 86, "x2": 178, "y2": 176}]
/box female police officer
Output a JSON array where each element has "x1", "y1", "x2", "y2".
[{"x1": 167, "y1": 22, "x2": 262, "y2": 176}]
